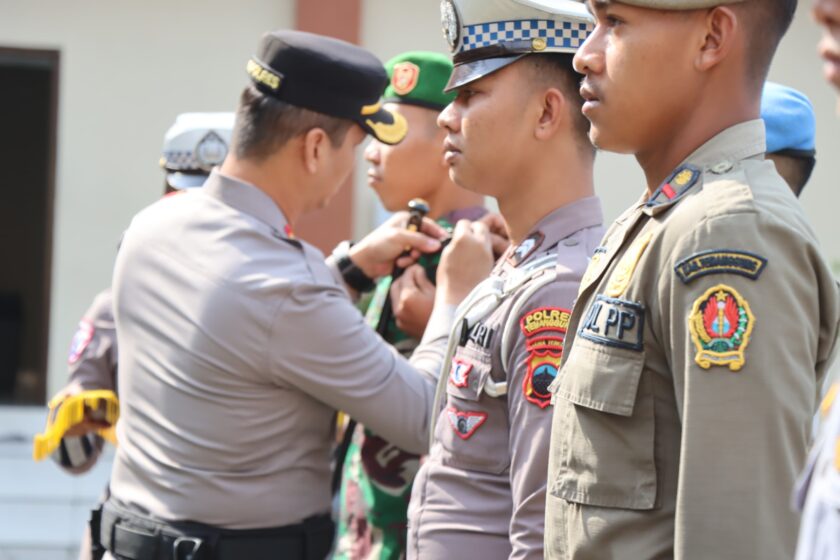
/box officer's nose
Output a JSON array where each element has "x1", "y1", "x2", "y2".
[
  {"x1": 573, "y1": 27, "x2": 604, "y2": 76},
  {"x1": 813, "y1": 0, "x2": 840, "y2": 25},
  {"x1": 438, "y1": 101, "x2": 460, "y2": 133},
  {"x1": 364, "y1": 139, "x2": 381, "y2": 164}
]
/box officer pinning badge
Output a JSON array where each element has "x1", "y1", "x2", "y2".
[
  {"x1": 508, "y1": 232, "x2": 545, "y2": 267},
  {"x1": 391, "y1": 62, "x2": 421, "y2": 95},
  {"x1": 446, "y1": 406, "x2": 487, "y2": 439},
  {"x1": 579, "y1": 295, "x2": 645, "y2": 351},
  {"x1": 646, "y1": 164, "x2": 701, "y2": 208},
  {"x1": 674, "y1": 249, "x2": 767, "y2": 284},
  {"x1": 68, "y1": 320, "x2": 95, "y2": 364},
  {"x1": 605, "y1": 231, "x2": 654, "y2": 298},
  {"x1": 688, "y1": 284, "x2": 755, "y2": 371},
  {"x1": 449, "y1": 358, "x2": 473, "y2": 388},
  {"x1": 520, "y1": 308, "x2": 570, "y2": 409}
]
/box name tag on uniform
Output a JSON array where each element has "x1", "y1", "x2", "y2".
[{"x1": 579, "y1": 295, "x2": 644, "y2": 351}]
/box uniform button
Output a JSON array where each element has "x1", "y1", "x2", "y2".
[
  {"x1": 710, "y1": 161, "x2": 733, "y2": 174},
  {"x1": 564, "y1": 238, "x2": 579, "y2": 247}
]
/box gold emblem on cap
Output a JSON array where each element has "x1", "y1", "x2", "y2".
[
  {"x1": 532, "y1": 38, "x2": 547, "y2": 52},
  {"x1": 392, "y1": 62, "x2": 421, "y2": 96},
  {"x1": 361, "y1": 102, "x2": 383, "y2": 116},
  {"x1": 365, "y1": 110, "x2": 408, "y2": 145},
  {"x1": 247, "y1": 59, "x2": 282, "y2": 91}
]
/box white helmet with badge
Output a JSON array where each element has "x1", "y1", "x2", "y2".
[
  {"x1": 440, "y1": 0, "x2": 593, "y2": 91},
  {"x1": 160, "y1": 112, "x2": 235, "y2": 189}
]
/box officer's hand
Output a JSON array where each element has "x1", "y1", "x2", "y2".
[
  {"x1": 391, "y1": 264, "x2": 436, "y2": 339},
  {"x1": 51, "y1": 386, "x2": 112, "y2": 437},
  {"x1": 350, "y1": 212, "x2": 447, "y2": 279},
  {"x1": 479, "y1": 213, "x2": 511, "y2": 259},
  {"x1": 436, "y1": 220, "x2": 494, "y2": 305}
]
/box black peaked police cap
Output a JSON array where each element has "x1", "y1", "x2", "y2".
[{"x1": 246, "y1": 30, "x2": 407, "y2": 145}]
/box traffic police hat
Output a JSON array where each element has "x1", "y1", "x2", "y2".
[
  {"x1": 441, "y1": 0, "x2": 594, "y2": 92},
  {"x1": 161, "y1": 112, "x2": 234, "y2": 189},
  {"x1": 247, "y1": 30, "x2": 407, "y2": 145}
]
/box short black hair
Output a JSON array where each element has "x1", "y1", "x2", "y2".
[
  {"x1": 768, "y1": 152, "x2": 816, "y2": 197},
  {"x1": 739, "y1": 0, "x2": 798, "y2": 85},
  {"x1": 233, "y1": 85, "x2": 353, "y2": 161},
  {"x1": 523, "y1": 53, "x2": 594, "y2": 156}
]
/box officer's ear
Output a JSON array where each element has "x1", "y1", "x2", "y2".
[
  {"x1": 302, "y1": 127, "x2": 330, "y2": 174},
  {"x1": 534, "y1": 87, "x2": 567, "y2": 141},
  {"x1": 695, "y1": 6, "x2": 737, "y2": 73}
]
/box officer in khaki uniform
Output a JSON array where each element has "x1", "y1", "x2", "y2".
[
  {"x1": 407, "y1": 1, "x2": 602, "y2": 558},
  {"x1": 98, "y1": 31, "x2": 495, "y2": 560},
  {"x1": 793, "y1": 3, "x2": 840, "y2": 558},
  {"x1": 545, "y1": 1, "x2": 840, "y2": 559}
]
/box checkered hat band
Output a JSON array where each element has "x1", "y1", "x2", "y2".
[
  {"x1": 461, "y1": 19, "x2": 592, "y2": 52},
  {"x1": 163, "y1": 150, "x2": 202, "y2": 171}
]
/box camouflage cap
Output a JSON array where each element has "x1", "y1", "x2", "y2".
[{"x1": 384, "y1": 51, "x2": 456, "y2": 110}]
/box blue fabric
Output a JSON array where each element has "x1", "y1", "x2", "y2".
[{"x1": 761, "y1": 82, "x2": 816, "y2": 155}]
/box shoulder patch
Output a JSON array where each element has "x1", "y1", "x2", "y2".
[
  {"x1": 688, "y1": 284, "x2": 754, "y2": 371},
  {"x1": 520, "y1": 307, "x2": 570, "y2": 408},
  {"x1": 674, "y1": 250, "x2": 767, "y2": 284},
  {"x1": 508, "y1": 231, "x2": 545, "y2": 267},
  {"x1": 446, "y1": 407, "x2": 487, "y2": 439},
  {"x1": 605, "y1": 231, "x2": 654, "y2": 297},
  {"x1": 68, "y1": 320, "x2": 95, "y2": 364},
  {"x1": 520, "y1": 307, "x2": 571, "y2": 337},
  {"x1": 647, "y1": 164, "x2": 701, "y2": 207}
]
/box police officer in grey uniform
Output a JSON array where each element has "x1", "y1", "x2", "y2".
[
  {"x1": 51, "y1": 113, "x2": 235, "y2": 476},
  {"x1": 405, "y1": 1, "x2": 602, "y2": 558},
  {"x1": 97, "y1": 30, "x2": 493, "y2": 560},
  {"x1": 47, "y1": 113, "x2": 233, "y2": 560},
  {"x1": 793, "y1": 1, "x2": 840, "y2": 557},
  {"x1": 545, "y1": 1, "x2": 840, "y2": 559}
]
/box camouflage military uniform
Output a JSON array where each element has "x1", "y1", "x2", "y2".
[{"x1": 336, "y1": 207, "x2": 485, "y2": 560}]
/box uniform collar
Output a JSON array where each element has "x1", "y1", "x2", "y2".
[
  {"x1": 684, "y1": 119, "x2": 766, "y2": 168},
  {"x1": 642, "y1": 119, "x2": 767, "y2": 216},
  {"x1": 201, "y1": 170, "x2": 294, "y2": 238},
  {"x1": 506, "y1": 196, "x2": 603, "y2": 267}
]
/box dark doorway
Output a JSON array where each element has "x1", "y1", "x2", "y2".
[{"x1": 0, "y1": 48, "x2": 59, "y2": 404}]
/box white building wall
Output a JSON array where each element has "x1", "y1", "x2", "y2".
[{"x1": 0, "y1": 0, "x2": 294, "y2": 400}]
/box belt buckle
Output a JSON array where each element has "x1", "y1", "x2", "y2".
[{"x1": 173, "y1": 536, "x2": 205, "y2": 560}]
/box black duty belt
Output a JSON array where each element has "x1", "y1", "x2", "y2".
[{"x1": 95, "y1": 500, "x2": 334, "y2": 560}]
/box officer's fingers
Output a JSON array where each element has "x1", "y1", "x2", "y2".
[
  {"x1": 411, "y1": 264, "x2": 436, "y2": 294},
  {"x1": 395, "y1": 230, "x2": 442, "y2": 254},
  {"x1": 479, "y1": 212, "x2": 509, "y2": 238},
  {"x1": 489, "y1": 233, "x2": 510, "y2": 258},
  {"x1": 419, "y1": 217, "x2": 448, "y2": 240}
]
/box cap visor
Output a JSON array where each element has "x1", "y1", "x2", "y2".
[
  {"x1": 166, "y1": 172, "x2": 209, "y2": 189},
  {"x1": 445, "y1": 55, "x2": 525, "y2": 92},
  {"x1": 359, "y1": 106, "x2": 408, "y2": 146}
]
